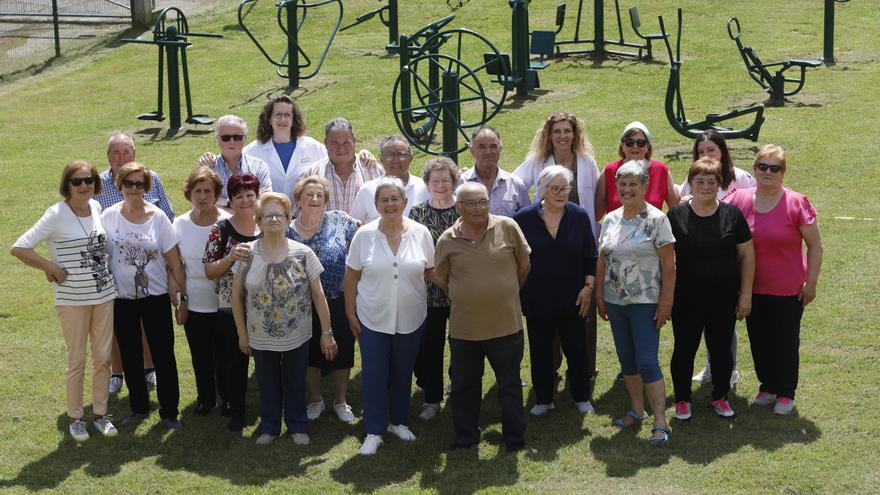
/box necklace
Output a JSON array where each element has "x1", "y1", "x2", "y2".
[
  {"x1": 66, "y1": 200, "x2": 93, "y2": 238},
  {"x1": 296, "y1": 215, "x2": 322, "y2": 230}
]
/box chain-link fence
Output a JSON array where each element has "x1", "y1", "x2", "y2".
[{"x1": 0, "y1": 0, "x2": 136, "y2": 78}]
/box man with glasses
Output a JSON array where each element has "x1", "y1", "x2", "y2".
[
  {"x1": 433, "y1": 182, "x2": 531, "y2": 453},
  {"x1": 460, "y1": 126, "x2": 529, "y2": 217},
  {"x1": 95, "y1": 132, "x2": 175, "y2": 395},
  {"x1": 349, "y1": 136, "x2": 428, "y2": 223},
  {"x1": 206, "y1": 115, "x2": 272, "y2": 205},
  {"x1": 304, "y1": 117, "x2": 384, "y2": 215}
]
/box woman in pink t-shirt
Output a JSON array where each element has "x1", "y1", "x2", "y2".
[
  {"x1": 726, "y1": 144, "x2": 823, "y2": 416},
  {"x1": 594, "y1": 121, "x2": 680, "y2": 220}
]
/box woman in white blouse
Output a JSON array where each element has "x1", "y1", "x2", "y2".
[
  {"x1": 101, "y1": 162, "x2": 186, "y2": 430},
  {"x1": 172, "y1": 167, "x2": 230, "y2": 415},
  {"x1": 344, "y1": 177, "x2": 436, "y2": 455},
  {"x1": 12, "y1": 160, "x2": 118, "y2": 442}
]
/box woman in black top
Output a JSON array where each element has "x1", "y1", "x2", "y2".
[{"x1": 666, "y1": 158, "x2": 754, "y2": 420}]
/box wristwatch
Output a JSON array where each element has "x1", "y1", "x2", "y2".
[{"x1": 321, "y1": 329, "x2": 334, "y2": 336}]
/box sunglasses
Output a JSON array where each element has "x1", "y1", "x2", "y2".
[
  {"x1": 756, "y1": 162, "x2": 783, "y2": 173},
  {"x1": 623, "y1": 138, "x2": 649, "y2": 148},
  {"x1": 220, "y1": 134, "x2": 245, "y2": 142},
  {"x1": 122, "y1": 179, "x2": 147, "y2": 189},
  {"x1": 69, "y1": 176, "x2": 98, "y2": 186}
]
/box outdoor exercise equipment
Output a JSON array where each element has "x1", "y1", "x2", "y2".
[
  {"x1": 341, "y1": 0, "x2": 399, "y2": 52},
  {"x1": 392, "y1": 16, "x2": 510, "y2": 162},
  {"x1": 660, "y1": 9, "x2": 765, "y2": 141},
  {"x1": 121, "y1": 7, "x2": 221, "y2": 131},
  {"x1": 552, "y1": 0, "x2": 666, "y2": 60},
  {"x1": 728, "y1": 18, "x2": 821, "y2": 107},
  {"x1": 823, "y1": 0, "x2": 850, "y2": 65},
  {"x1": 238, "y1": 0, "x2": 343, "y2": 89}
]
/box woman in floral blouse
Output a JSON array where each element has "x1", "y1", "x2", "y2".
[{"x1": 232, "y1": 192, "x2": 336, "y2": 446}]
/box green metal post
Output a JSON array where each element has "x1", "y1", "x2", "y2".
[
  {"x1": 823, "y1": 0, "x2": 835, "y2": 65},
  {"x1": 398, "y1": 35, "x2": 414, "y2": 135},
  {"x1": 286, "y1": 1, "x2": 300, "y2": 89},
  {"x1": 165, "y1": 26, "x2": 182, "y2": 130},
  {"x1": 509, "y1": 0, "x2": 530, "y2": 95},
  {"x1": 51, "y1": 0, "x2": 61, "y2": 57},
  {"x1": 594, "y1": 0, "x2": 605, "y2": 60},
  {"x1": 769, "y1": 72, "x2": 785, "y2": 107},
  {"x1": 387, "y1": 0, "x2": 399, "y2": 50},
  {"x1": 441, "y1": 70, "x2": 460, "y2": 164}
]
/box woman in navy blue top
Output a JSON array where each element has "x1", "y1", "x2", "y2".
[{"x1": 513, "y1": 165, "x2": 597, "y2": 416}]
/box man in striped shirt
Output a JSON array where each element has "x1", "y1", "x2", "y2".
[{"x1": 303, "y1": 118, "x2": 384, "y2": 215}]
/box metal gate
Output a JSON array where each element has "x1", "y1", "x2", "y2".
[{"x1": 0, "y1": 0, "x2": 132, "y2": 21}]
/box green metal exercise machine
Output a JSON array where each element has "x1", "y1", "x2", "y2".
[{"x1": 341, "y1": 0, "x2": 400, "y2": 52}]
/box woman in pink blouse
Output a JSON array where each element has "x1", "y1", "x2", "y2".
[{"x1": 726, "y1": 144, "x2": 823, "y2": 416}]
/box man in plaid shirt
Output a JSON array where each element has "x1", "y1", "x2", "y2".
[{"x1": 95, "y1": 132, "x2": 175, "y2": 219}]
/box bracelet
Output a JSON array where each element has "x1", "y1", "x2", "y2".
[
  {"x1": 321, "y1": 330, "x2": 334, "y2": 336},
  {"x1": 584, "y1": 283, "x2": 594, "y2": 289}
]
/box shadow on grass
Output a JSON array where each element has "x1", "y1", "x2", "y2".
[
  {"x1": 588, "y1": 382, "x2": 822, "y2": 478},
  {"x1": 134, "y1": 127, "x2": 215, "y2": 142}
]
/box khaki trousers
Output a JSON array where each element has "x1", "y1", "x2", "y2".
[{"x1": 55, "y1": 300, "x2": 114, "y2": 418}]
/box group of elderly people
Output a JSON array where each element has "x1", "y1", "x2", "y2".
[{"x1": 13, "y1": 100, "x2": 822, "y2": 451}]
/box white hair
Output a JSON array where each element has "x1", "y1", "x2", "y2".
[
  {"x1": 215, "y1": 115, "x2": 248, "y2": 137},
  {"x1": 373, "y1": 176, "x2": 407, "y2": 204},
  {"x1": 616, "y1": 159, "x2": 649, "y2": 186},
  {"x1": 535, "y1": 165, "x2": 574, "y2": 200}
]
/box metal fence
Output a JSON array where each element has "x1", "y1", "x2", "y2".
[{"x1": 0, "y1": 0, "x2": 136, "y2": 78}]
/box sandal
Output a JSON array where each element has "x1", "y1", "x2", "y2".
[
  {"x1": 648, "y1": 424, "x2": 670, "y2": 446},
  {"x1": 612, "y1": 410, "x2": 647, "y2": 428}
]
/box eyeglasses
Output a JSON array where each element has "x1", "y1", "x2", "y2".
[
  {"x1": 623, "y1": 138, "x2": 649, "y2": 148},
  {"x1": 272, "y1": 112, "x2": 293, "y2": 120},
  {"x1": 122, "y1": 179, "x2": 146, "y2": 189},
  {"x1": 429, "y1": 179, "x2": 453, "y2": 186},
  {"x1": 261, "y1": 213, "x2": 286, "y2": 221},
  {"x1": 220, "y1": 134, "x2": 245, "y2": 142},
  {"x1": 381, "y1": 151, "x2": 412, "y2": 160},
  {"x1": 458, "y1": 199, "x2": 489, "y2": 209},
  {"x1": 549, "y1": 185, "x2": 572, "y2": 195},
  {"x1": 69, "y1": 176, "x2": 98, "y2": 186},
  {"x1": 756, "y1": 162, "x2": 783, "y2": 173}
]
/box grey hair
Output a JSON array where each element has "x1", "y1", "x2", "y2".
[
  {"x1": 616, "y1": 159, "x2": 649, "y2": 186},
  {"x1": 469, "y1": 125, "x2": 502, "y2": 146},
  {"x1": 107, "y1": 132, "x2": 135, "y2": 150},
  {"x1": 422, "y1": 156, "x2": 461, "y2": 186},
  {"x1": 214, "y1": 115, "x2": 248, "y2": 137},
  {"x1": 536, "y1": 165, "x2": 574, "y2": 200},
  {"x1": 324, "y1": 117, "x2": 355, "y2": 139},
  {"x1": 454, "y1": 181, "x2": 488, "y2": 198},
  {"x1": 378, "y1": 135, "x2": 410, "y2": 155},
  {"x1": 373, "y1": 176, "x2": 407, "y2": 204}
]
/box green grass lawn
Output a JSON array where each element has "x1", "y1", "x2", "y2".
[{"x1": 1, "y1": 0, "x2": 879, "y2": 493}]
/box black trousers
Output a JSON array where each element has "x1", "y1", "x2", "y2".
[
  {"x1": 183, "y1": 310, "x2": 226, "y2": 408},
  {"x1": 670, "y1": 298, "x2": 736, "y2": 402},
  {"x1": 747, "y1": 294, "x2": 804, "y2": 399},
  {"x1": 449, "y1": 331, "x2": 525, "y2": 450},
  {"x1": 217, "y1": 310, "x2": 250, "y2": 420},
  {"x1": 414, "y1": 306, "x2": 450, "y2": 404},
  {"x1": 114, "y1": 295, "x2": 179, "y2": 419},
  {"x1": 527, "y1": 313, "x2": 589, "y2": 404}
]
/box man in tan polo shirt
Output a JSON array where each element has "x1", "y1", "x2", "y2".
[{"x1": 434, "y1": 182, "x2": 531, "y2": 452}]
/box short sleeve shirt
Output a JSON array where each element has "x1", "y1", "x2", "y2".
[
  {"x1": 202, "y1": 219, "x2": 261, "y2": 309},
  {"x1": 460, "y1": 167, "x2": 531, "y2": 217},
  {"x1": 602, "y1": 159, "x2": 670, "y2": 211},
  {"x1": 409, "y1": 200, "x2": 460, "y2": 308},
  {"x1": 214, "y1": 154, "x2": 273, "y2": 203},
  {"x1": 286, "y1": 210, "x2": 358, "y2": 299},
  {"x1": 173, "y1": 209, "x2": 231, "y2": 312},
  {"x1": 101, "y1": 204, "x2": 178, "y2": 299},
  {"x1": 346, "y1": 218, "x2": 435, "y2": 335},
  {"x1": 434, "y1": 215, "x2": 531, "y2": 341},
  {"x1": 232, "y1": 239, "x2": 323, "y2": 352},
  {"x1": 598, "y1": 204, "x2": 675, "y2": 305}
]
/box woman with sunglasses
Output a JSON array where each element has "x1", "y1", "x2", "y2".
[
  {"x1": 101, "y1": 162, "x2": 185, "y2": 430},
  {"x1": 12, "y1": 160, "x2": 118, "y2": 441},
  {"x1": 595, "y1": 121, "x2": 680, "y2": 221},
  {"x1": 682, "y1": 130, "x2": 757, "y2": 388},
  {"x1": 726, "y1": 144, "x2": 822, "y2": 416}
]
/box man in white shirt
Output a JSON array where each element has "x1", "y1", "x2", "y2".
[{"x1": 349, "y1": 136, "x2": 428, "y2": 223}]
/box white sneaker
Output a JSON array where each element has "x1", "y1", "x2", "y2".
[
  {"x1": 752, "y1": 391, "x2": 777, "y2": 406},
  {"x1": 93, "y1": 416, "x2": 118, "y2": 437},
  {"x1": 358, "y1": 434, "x2": 383, "y2": 455},
  {"x1": 291, "y1": 432, "x2": 310, "y2": 445},
  {"x1": 145, "y1": 370, "x2": 157, "y2": 390},
  {"x1": 529, "y1": 403, "x2": 555, "y2": 416},
  {"x1": 333, "y1": 402, "x2": 356, "y2": 423},
  {"x1": 730, "y1": 369, "x2": 741, "y2": 388},
  {"x1": 108, "y1": 375, "x2": 123, "y2": 394},
  {"x1": 69, "y1": 420, "x2": 89, "y2": 442},
  {"x1": 575, "y1": 401, "x2": 595, "y2": 414},
  {"x1": 773, "y1": 397, "x2": 796, "y2": 416},
  {"x1": 255, "y1": 433, "x2": 277, "y2": 445},
  {"x1": 419, "y1": 403, "x2": 441, "y2": 420},
  {"x1": 692, "y1": 365, "x2": 712, "y2": 384},
  {"x1": 387, "y1": 424, "x2": 417, "y2": 441},
  {"x1": 306, "y1": 400, "x2": 325, "y2": 420}
]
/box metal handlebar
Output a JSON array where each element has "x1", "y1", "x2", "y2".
[{"x1": 727, "y1": 17, "x2": 742, "y2": 41}]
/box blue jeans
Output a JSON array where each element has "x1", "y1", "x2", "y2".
[
  {"x1": 252, "y1": 344, "x2": 309, "y2": 436},
  {"x1": 360, "y1": 321, "x2": 425, "y2": 435},
  {"x1": 606, "y1": 303, "x2": 663, "y2": 384}
]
